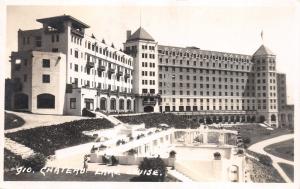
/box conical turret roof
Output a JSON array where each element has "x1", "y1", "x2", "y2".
[
  {"x1": 127, "y1": 27, "x2": 155, "y2": 42},
  {"x1": 253, "y1": 44, "x2": 274, "y2": 56}
]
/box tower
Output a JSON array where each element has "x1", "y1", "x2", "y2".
[
  {"x1": 252, "y1": 45, "x2": 278, "y2": 127},
  {"x1": 124, "y1": 27, "x2": 160, "y2": 112}
]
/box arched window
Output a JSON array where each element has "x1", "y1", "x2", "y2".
[
  {"x1": 110, "y1": 98, "x2": 116, "y2": 110},
  {"x1": 119, "y1": 99, "x2": 124, "y2": 110},
  {"x1": 14, "y1": 93, "x2": 28, "y2": 109},
  {"x1": 37, "y1": 93, "x2": 55, "y2": 109},
  {"x1": 100, "y1": 97, "x2": 107, "y2": 110},
  {"x1": 127, "y1": 99, "x2": 131, "y2": 111},
  {"x1": 271, "y1": 114, "x2": 276, "y2": 122}
]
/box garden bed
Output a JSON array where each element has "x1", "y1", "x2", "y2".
[
  {"x1": 5, "y1": 112, "x2": 25, "y2": 130},
  {"x1": 5, "y1": 119, "x2": 114, "y2": 156},
  {"x1": 117, "y1": 113, "x2": 196, "y2": 128}
]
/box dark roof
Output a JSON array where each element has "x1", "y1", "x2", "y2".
[
  {"x1": 37, "y1": 15, "x2": 90, "y2": 28},
  {"x1": 127, "y1": 27, "x2": 155, "y2": 42},
  {"x1": 253, "y1": 44, "x2": 274, "y2": 56}
]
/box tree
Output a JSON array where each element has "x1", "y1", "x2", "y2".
[{"x1": 169, "y1": 150, "x2": 176, "y2": 158}]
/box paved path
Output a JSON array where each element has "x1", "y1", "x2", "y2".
[
  {"x1": 5, "y1": 111, "x2": 86, "y2": 134},
  {"x1": 248, "y1": 134, "x2": 294, "y2": 183}
]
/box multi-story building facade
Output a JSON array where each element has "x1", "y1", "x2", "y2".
[
  {"x1": 8, "y1": 15, "x2": 293, "y2": 127},
  {"x1": 157, "y1": 45, "x2": 279, "y2": 127},
  {"x1": 10, "y1": 15, "x2": 134, "y2": 115},
  {"x1": 277, "y1": 73, "x2": 294, "y2": 128}
]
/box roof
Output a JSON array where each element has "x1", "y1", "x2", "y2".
[
  {"x1": 253, "y1": 44, "x2": 274, "y2": 56},
  {"x1": 127, "y1": 27, "x2": 155, "y2": 42},
  {"x1": 37, "y1": 15, "x2": 90, "y2": 28}
]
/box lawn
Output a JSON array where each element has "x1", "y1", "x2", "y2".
[
  {"x1": 117, "y1": 113, "x2": 197, "y2": 128},
  {"x1": 5, "y1": 112, "x2": 25, "y2": 130},
  {"x1": 5, "y1": 119, "x2": 114, "y2": 156},
  {"x1": 264, "y1": 139, "x2": 294, "y2": 161},
  {"x1": 278, "y1": 163, "x2": 294, "y2": 182},
  {"x1": 4, "y1": 148, "x2": 23, "y2": 171},
  {"x1": 225, "y1": 124, "x2": 292, "y2": 146}
]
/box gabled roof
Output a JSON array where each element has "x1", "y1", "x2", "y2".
[
  {"x1": 127, "y1": 27, "x2": 155, "y2": 42},
  {"x1": 253, "y1": 44, "x2": 274, "y2": 56}
]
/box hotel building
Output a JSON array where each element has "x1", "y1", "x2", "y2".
[{"x1": 8, "y1": 15, "x2": 294, "y2": 127}]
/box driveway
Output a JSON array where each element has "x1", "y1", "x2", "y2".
[{"x1": 248, "y1": 134, "x2": 294, "y2": 183}]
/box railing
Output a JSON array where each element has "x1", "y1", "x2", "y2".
[
  {"x1": 117, "y1": 71, "x2": 123, "y2": 76},
  {"x1": 108, "y1": 68, "x2": 115, "y2": 74},
  {"x1": 86, "y1": 61, "x2": 95, "y2": 68},
  {"x1": 125, "y1": 73, "x2": 130, "y2": 78},
  {"x1": 136, "y1": 93, "x2": 161, "y2": 98},
  {"x1": 143, "y1": 101, "x2": 156, "y2": 106},
  {"x1": 97, "y1": 65, "x2": 106, "y2": 71}
]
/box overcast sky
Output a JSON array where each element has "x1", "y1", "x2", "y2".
[{"x1": 5, "y1": 1, "x2": 299, "y2": 104}]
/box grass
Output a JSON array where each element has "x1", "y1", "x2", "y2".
[
  {"x1": 264, "y1": 139, "x2": 294, "y2": 161},
  {"x1": 5, "y1": 112, "x2": 25, "y2": 130},
  {"x1": 278, "y1": 163, "x2": 294, "y2": 182},
  {"x1": 225, "y1": 124, "x2": 292, "y2": 146},
  {"x1": 6, "y1": 119, "x2": 114, "y2": 156}
]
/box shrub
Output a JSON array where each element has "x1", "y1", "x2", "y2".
[
  {"x1": 137, "y1": 157, "x2": 167, "y2": 182},
  {"x1": 258, "y1": 154, "x2": 272, "y2": 166},
  {"x1": 213, "y1": 152, "x2": 221, "y2": 160},
  {"x1": 128, "y1": 149, "x2": 137, "y2": 156},
  {"x1": 22, "y1": 153, "x2": 46, "y2": 171},
  {"x1": 111, "y1": 155, "x2": 118, "y2": 166},
  {"x1": 169, "y1": 150, "x2": 176, "y2": 158}
]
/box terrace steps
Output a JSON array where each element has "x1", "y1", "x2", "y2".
[
  {"x1": 5, "y1": 137, "x2": 35, "y2": 159},
  {"x1": 94, "y1": 111, "x2": 123, "y2": 125},
  {"x1": 168, "y1": 169, "x2": 194, "y2": 182}
]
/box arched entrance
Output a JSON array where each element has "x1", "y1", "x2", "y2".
[
  {"x1": 144, "y1": 106, "x2": 154, "y2": 112},
  {"x1": 127, "y1": 99, "x2": 131, "y2": 111},
  {"x1": 271, "y1": 114, "x2": 276, "y2": 122},
  {"x1": 259, "y1": 115, "x2": 265, "y2": 123},
  {"x1": 14, "y1": 93, "x2": 28, "y2": 109},
  {"x1": 100, "y1": 97, "x2": 107, "y2": 110},
  {"x1": 110, "y1": 98, "x2": 116, "y2": 111},
  {"x1": 119, "y1": 99, "x2": 124, "y2": 110},
  {"x1": 37, "y1": 93, "x2": 55, "y2": 108}
]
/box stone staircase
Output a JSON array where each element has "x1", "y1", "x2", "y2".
[
  {"x1": 168, "y1": 169, "x2": 194, "y2": 182},
  {"x1": 93, "y1": 111, "x2": 123, "y2": 125},
  {"x1": 5, "y1": 137, "x2": 35, "y2": 159}
]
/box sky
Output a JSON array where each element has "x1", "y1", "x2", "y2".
[{"x1": 4, "y1": 1, "x2": 299, "y2": 104}]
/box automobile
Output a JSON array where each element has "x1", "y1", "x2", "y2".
[{"x1": 229, "y1": 165, "x2": 239, "y2": 182}]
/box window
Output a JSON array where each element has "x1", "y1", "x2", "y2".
[
  {"x1": 75, "y1": 50, "x2": 79, "y2": 58},
  {"x1": 42, "y1": 59, "x2": 50, "y2": 68},
  {"x1": 35, "y1": 36, "x2": 42, "y2": 47},
  {"x1": 37, "y1": 93, "x2": 55, "y2": 109},
  {"x1": 42, "y1": 74, "x2": 50, "y2": 83},
  {"x1": 70, "y1": 98, "x2": 76, "y2": 109},
  {"x1": 75, "y1": 64, "x2": 78, "y2": 72}
]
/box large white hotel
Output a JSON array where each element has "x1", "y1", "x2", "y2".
[{"x1": 8, "y1": 15, "x2": 293, "y2": 128}]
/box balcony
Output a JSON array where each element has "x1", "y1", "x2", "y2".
[
  {"x1": 125, "y1": 73, "x2": 130, "y2": 78},
  {"x1": 71, "y1": 28, "x2": 84, "y2": 38},
  {"x1": 97, "y1": 65, "x2": 106, "y2": 72},
  {"x1": 117, "y1": 71, "x2": 123, "y2": 76},
  {"x1": 86, "y1": 61, "x2": 95, "y2": 68},
  {"x1": 136, "y1": 93, "x2": 161, "y2": 98},
  {"x1": 108, "y1": 68, "x2": 115, "y2": 74},
  {"x1": 143, "y1": 100, "x2": 156, "y2": 106}
]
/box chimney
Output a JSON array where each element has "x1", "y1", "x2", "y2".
[{"x1": 126, "y1": 30, "x2": 131, "y2": 40}]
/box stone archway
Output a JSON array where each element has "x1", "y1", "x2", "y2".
[
  {"x1": 100, "y1": 97, "x2": 107, "y2": 110},
  {"x1": 37, "y1": 93, "x2": 55, "y2": 109}
]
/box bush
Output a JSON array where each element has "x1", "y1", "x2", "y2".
[
  {"x1": 213, "y1": 152, "x2": 221, "y2": 160},
  {"x1": 111, "y1": 156, "x2": 118, "y2": 166},
  {"x1": 258, "y1": 154, "x2": 273, "y2": 166},
  {"x1": 82, "y1": 108, "x2": 96, "y2": 117},
  {"x1": 169, "y1": 150, "x2": 176, "y2": 158},
  {"x1": 136, "y1": 157, "x2": 167, "y2": 182},
  {"x1": 22, "y1": 153, "x2": 46, "y2": 171}
]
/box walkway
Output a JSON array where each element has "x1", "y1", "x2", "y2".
[
  {"x1": 5, "y1": 137, "x2": 35, "y2": 159},
  {"x1": 5, "y1": 110, "x2": 86, "y2": 134},
  {"x1": 248, "y1": 134, "x2": 294, "y2": 183}
]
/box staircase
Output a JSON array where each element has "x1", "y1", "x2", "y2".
[
  {"x1": 168, "y1": 169, "x2": 194, "y2": 182},
  {"x1": 5, "y1": 137, "x2": 35, "y2": 159},
  {"x1": 93, "y1": 111, "x2": 123, "y2": 125}
]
